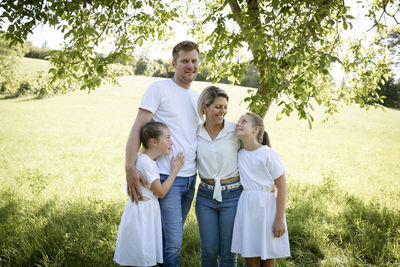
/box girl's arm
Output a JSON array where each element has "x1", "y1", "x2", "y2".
[
  {"x1": 150, "y1": 153, "x2": 184, "y2": 198},
  {"x1": 273, "y1": 173, "x2": 287, "y2": 237}
]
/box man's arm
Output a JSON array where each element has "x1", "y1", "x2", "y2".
[{"x1": 125, "y1": 108, "x2": 154, "y2": 203}]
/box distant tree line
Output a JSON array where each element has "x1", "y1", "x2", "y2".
[
  {"x1": 23, "y1": 45, "x2": 261, "y2": 88},
  {"x1": 4, "y1": 43, "x2": 399, "y2": 107},
  {"x1": 24, "y1": 44, "x2": 52, "y2": 59},
  {"x1": 377, "y1": 76, "x2": 400, "y2": 108},
  {"x1": 1, "y1": 38, "x2": 78, "y2": 98}
]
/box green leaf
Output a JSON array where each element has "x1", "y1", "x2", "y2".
[
  {"x1": 276, "y1": 111, "x2": 283, "y2": 121},
  {"x1": 8, "y1": 24, "x2": 15, "y2": 33},
  {"x1": 272, "y1": 0, "x2": 279, "y2": 9}
]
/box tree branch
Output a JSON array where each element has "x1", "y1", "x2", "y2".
[{"x1": 228, "y1": 0, "x2": 245, "y2": 29}]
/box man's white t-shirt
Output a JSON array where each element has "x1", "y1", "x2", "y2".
[{"x1": 139, "y1": 79, "x2": 199, "y2": 177}]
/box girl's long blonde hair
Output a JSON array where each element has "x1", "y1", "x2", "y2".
[{"x1": 245, "y1": 111, "x2": 271, "y2": 147}]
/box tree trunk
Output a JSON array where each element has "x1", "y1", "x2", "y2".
[{"x1": 249, "y1": 78, "x2": 272, "y2": 118}]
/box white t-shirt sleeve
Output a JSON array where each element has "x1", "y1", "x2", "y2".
[
  {"x1": 266, "y1": 148, "x2": 286, "y2": 180},
  {"x1": 139, "y1": 83, "x2": 161, "y2": 114},
  {"x1": 140, "y1": 160, "x2": 160, "y2": 186}
]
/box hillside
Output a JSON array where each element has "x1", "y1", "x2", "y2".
[{"x1": 16, "y1": 57, "x2": 51, "y2": 74}]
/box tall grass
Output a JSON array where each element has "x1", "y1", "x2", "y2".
[{"x1": 1, "y1": 74, "x2": 399, "y2": 266}]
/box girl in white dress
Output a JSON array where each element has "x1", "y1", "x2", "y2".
[
  {"x1": 114, "y1": 121, "x2": 184, "y2": 267},
  {"x1": 231, "y1": 112, "x2": 290, "y2": 267}
]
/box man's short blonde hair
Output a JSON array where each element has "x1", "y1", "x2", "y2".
[{"x1": 172, "y1": 41, "x2": 199, "y2": 62}]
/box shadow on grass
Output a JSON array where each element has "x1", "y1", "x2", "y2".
[
  {"x1": 340, "y1": 196, "x2": 400, "y2": 265},
  {"x1": 0, "y1": 95, "x2": 44, "y2": 101},
  {"x1": 0, "y1": 189, "x2": 124, "y2": 267},
  {"x1": 386, "y1": 106, "x2": 400, "y2": 111},
  {"x1": 180, "y1": 201, "x2": 248, "y2": 267},
  {"x1": 284, "y1": 176, "x2": 400, "y2": 266},
  {"x1": 0, "y1": 95, "x2": 19, "y2": 100},
  {"x1": 181, "y1": 210, "x2": 201, "y2": 267},
  {"x1": 1, "y1": 176, "x2": 399, "y2": 266}
]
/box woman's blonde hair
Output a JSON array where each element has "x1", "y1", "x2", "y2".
[{"x1": 197, "y1": 86, "x2": 229, "y2": 119}]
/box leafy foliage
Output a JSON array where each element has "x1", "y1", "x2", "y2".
[
  {"x1": 24, "y1": 45, "x2": 52, "y2": 60},
  {"x1": 188, "y1": 0, "x2": 398, "y2": 122},
  {"x1": 1, "y1": 0, "x2": 178, "y2": 92},
  {"x1": 381, "y1": 26, "x2": 400, "y2": 80},
  {"x1": 0, "y1": 33, "x2": 28, "y2": 93},
  {"x1": 1, "y1": 0, "x2": 399, "y2": 121},
  {"x1": 2, "y1": 71, "x2": 78, "y2": 99},
  {"x1": 378, "y1": 76, "x2": 400, "y2": 108}
]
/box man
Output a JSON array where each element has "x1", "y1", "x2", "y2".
[{"x1": 125, "y1": 40, "x2": 200, "y2": 266}]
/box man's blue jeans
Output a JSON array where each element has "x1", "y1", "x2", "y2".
[
  {"x1": 159, "y1": 174, "x2": 196, "y2": 267},
  {"x1": 195, "y1": 180, "x2": 242, "y2": 267}
]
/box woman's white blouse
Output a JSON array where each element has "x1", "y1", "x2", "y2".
[{"x1": 196, "y1": 120, "x2": 240, "y2": 201}]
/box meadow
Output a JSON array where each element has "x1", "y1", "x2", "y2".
[{"x1": 0, "y1": 59, "x2": 399, "y2": 266}]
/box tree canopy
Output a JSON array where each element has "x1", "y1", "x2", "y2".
[{"x1": 1, "y1": 0, "x2": 399, "y2": 123}]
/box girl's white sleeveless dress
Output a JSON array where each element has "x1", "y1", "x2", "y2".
[
  {"x1": 114, "y1": 154, "x2": 163, "y2": 266},
  {"x1": 231, "y1": 146, "x2": 290, "y2": 260}
]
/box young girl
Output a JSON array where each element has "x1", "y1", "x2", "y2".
[
  {"x1": 114, "y1": 121, "x2": 184, "y2": 267},
  {"x1": 231, "y1": 112, "x2": 290, "y2": 267}
]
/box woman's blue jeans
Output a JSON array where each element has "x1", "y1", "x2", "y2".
[
  {"x1": 159, "y1": 174, "x2": 196, "y2": 267},
  {"x1": 195, "y1": 180, "x2": 242, "y2": 267}
]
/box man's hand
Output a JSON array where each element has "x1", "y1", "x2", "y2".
[
  {"x1": 126, "y1": 167, "x2": 147, "y2": 204},
  {"x1": 125, "y1": 108, "x2": 153, "y2": 204}
]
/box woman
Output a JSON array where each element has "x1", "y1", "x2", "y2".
[{"x1": 196, "y1": 86, "x2": 242, "y2": 267}]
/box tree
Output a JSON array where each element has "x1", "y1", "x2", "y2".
[
  {"x1": 1, "y1": 0, "x2": 399, "y2": 123},
  {"x1": 134, "y1": 58, "x2": 153, "y2": 76},
  {"x1": 239, "y1": 65, "x2": 260, "y2": 88},
  {"x1": 382, "y1": 26, "x2": 400, "y2": 81},
  {"x1": 378, "y1": 76, "x2": 400, "y2": 108},
  {"x1": 1, "y1": 0, "x2": 178, "y2": 91},
  {"x1": 189, "y1": 0, "x2": 398, "y2": 124},
  {"x1": 0, "y1": 32, "x2": 27, "y2": 94}
]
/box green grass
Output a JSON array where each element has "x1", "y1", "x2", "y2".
[
  {"x1": 15, "y1": 57, "x2": 52, "y2": 74},
  {"x1": 1, "y1": 68, "x2": 400, "y2": 266}
]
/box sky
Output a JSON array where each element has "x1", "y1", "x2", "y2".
[{"x1": 27, "y1": 21, "x2": 191, "y2": 60}]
